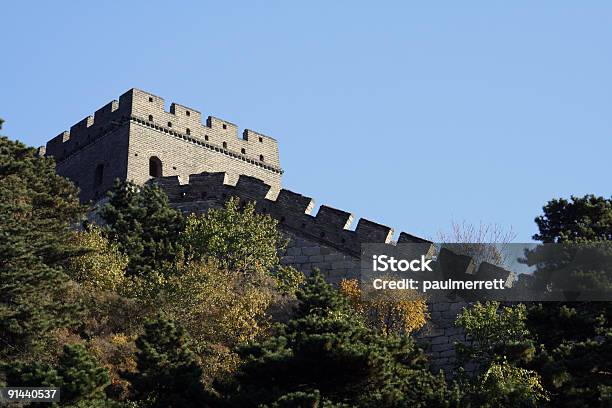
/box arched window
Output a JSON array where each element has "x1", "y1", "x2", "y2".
[
  {"x1": 94, "y1": 163, "x2": 104, "y2": 186},
  {"x1": 149, "y1": 156, "x2": 162, "y2": 177}
]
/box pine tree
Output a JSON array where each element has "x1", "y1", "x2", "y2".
[
  {"x1": 4, "y1": 360, "x2": 62, "y2": 388},
  {"x1": 525, "y1": 195, "x2": 612, "y2": 407},
  {"x1": 533, "y1": 195, "x2": 612, "y2": 243},
  {"x1": 0, "y1": 121, "x2": 85, "y2": 364},
  {"x1": 6, "y1": 343, "x2": 111, "y2": 406},
  {"x1": 58, "y1": 344, "x2": 111, "y2": 404},
  {"x1": 229, "y1": 271, "x2": 455, "y2": 408},
  {"x1": 126, "y1": 317, "x2": 209, "y2": 408},
  {"x1": 100, "y1": 180, "x2": 185, "y2": 276}
]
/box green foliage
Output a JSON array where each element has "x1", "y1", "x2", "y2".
[
  {"x1": 529, "y1": 195, "x2": 612, "y2": 295},
  {"x1": 180, "y1": 197, "x2": 295, "y2": 287},
  {"x1": 125, "y1": 317, "x2": 209, "y2": 408},
  {"x1": 339, "y1": 278, "x2": 428, "y2": 336},
  {"x1": 272, "y1": 264, "x2": 305, "y2": 296},
  {"x1": 6, "y1": 343, "x2": 111, "y2": 406},
  {"x1": 160, "y1": 260, "x2": 275, "y2": 383},
  {"x1": 455, "y1": 301, "x2": 533, "y2": 368},
  {"x1": 57, "y1": 344, "x2": 111, "y2": 404},
  {"x1": 149, "y1": 197, "x2": 303, "y2": 385},
  {"x1": 0, "y1": 128, "x2": 85, "y2": 364},
  {"x1": 65, "y1": 225, "x2": 129, "y2": 292},
  {"x1": 454, "y1": 303, "x2": 549, "y2": 407},
  {"x1": 547, "y1": 332, "x2": 611, "y2": 406},
  {"x1": 527, "y1": 302, "x2": 610, "y2": 349},
  {"x1": 522, "y1": 241, "x2": 612, "y2": 296},
  {"x1": 100, "y1": 180, "x2": 185, "y2": 277},
  {"x1": 468, "y1": 361, "x2": 548, "y2": 408},
  {"x1": 14, "y1": 109, "x2": 612, "y2": 408},
  {"x1": 63, "y1": 399, "x2": 137, "y2": 408},
  {"x1": 533, "y1": 195, "x2": 612, "y2": 243},
  {"x1": 4, "y1": 360, "x2": 63, "y2": 387},
  {"x1": 61, "y1": 226, "x2": 142, "y2": 398},
  {"x1": 526, "y1": 317, "x2": 612, "y2": 407},
  {"x1": 264, "y1": 390, "x2": 351, "y2": 408},
  {"x1": 228, "y1": 271, "x2": 457, "y2": 407},
  {"x1": 525, "y1": 195, "x2": 612, "y2": 406}
]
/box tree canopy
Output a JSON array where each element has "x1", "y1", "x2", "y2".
[
  {"x1": 0, "y1": 122, "x2": 85, "y2": 363},
  {"x1": 522, "y1": 195, "x2": 612, "y2": 407},
  {"x1": 533, "y1": 195, "x2": 612, "y2": 243},
  {"x1": 228, "y1": 271, "x2": 456, "y2": 407},
  {"x1": 100, "y1": 180, "x2": 185, "y2": 277}
]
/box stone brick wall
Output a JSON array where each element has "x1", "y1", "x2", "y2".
[
  {"x1": 53, "y1": 126, "x2": 130, "y2": 201},
  {"x1": 416, "y1": 300, "x2": 469, "y2": 373},
  {"x1": 279, "y1": 234, "x2": 470, "y2": 372},
  {"x1": 45, "y1": 89, "x2": 282, "y2": 202},
  {"x1": 156, "y1": 171, "x2": 504, "y2": 373},
  {"x1": 126, "y1": 120, "x2": 281, "y2": 197},
  {"x1": 281, "y1": 232, "x2": 361, "y2": 284},
  {"x1": 45, "y1": 90, "x2": 515, "y2": 374}
]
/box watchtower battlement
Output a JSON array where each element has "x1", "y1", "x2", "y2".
[
  {"x1": 153, "y1": 171, "x2": 405, "y2": 257},
  {"x1": 46, "y1": 97, "x2": 129, "y2": 162},
  {"x1": 45, "y1": 89, "x2": 283, "y2": 202},
  {"x1": 150, "y1": 171, "x2": 523, "y2": 300}
]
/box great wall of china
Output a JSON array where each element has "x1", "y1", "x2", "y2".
[{"x1": 45, "y1": 89, "x2": 533, "y2": 372}]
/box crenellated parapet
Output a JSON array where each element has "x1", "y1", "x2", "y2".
[
  {"x1": 148, "y1": 171, "x2": 534, "y2": 303},
  {"x1": 45, "y1": 98, "x2": 130, "y2": 162},
  {"x1": 147, "y1": 171, "x2": 535, "y2": 374},
  {"x1": 45, "y1": 89, "x2": 282, "y2": 173},
  {"x1": 151, "y1": 171, "x2": 400, "y2": 257}
]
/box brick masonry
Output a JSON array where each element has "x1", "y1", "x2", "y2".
[
  {"x1": 45, "y1": 89, "x2": 282, "y2": 202},
  {"x1": 45, "y1": 89, "x2": 522, "y2": 373},
  {"x1": 152, "y1": 172, "x2": 521, "y2": 373}
]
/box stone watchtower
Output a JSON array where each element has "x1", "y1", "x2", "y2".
[{"x1": 43, "y1": 88, "x2": 282, "y2": 202}]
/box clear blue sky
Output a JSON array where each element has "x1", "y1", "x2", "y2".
[{"x1": 1, "y1": 1, "x2": 610, "y2": 242}]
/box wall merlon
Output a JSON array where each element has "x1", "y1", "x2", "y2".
[
  {"x1": 51, "y1": 131, "x2": 69, "y2": 144},
  {"x1": 152, "y1": 175, "x2": 181, "y2": 188},
  {"x1": 315, "y1": 206, "x2": 354, "y2": 230},
  {"x1": 398, "y1": 232, "x2": 432, "y2": 244},
  {"x1": 476, "y1": 262, "x2": 515, "y2": 287},
  {"x1": 188, "y1": 172, "x2": 228, "y2": 186},
  {"x1": 118, "y1": 88, "x2": 137, "y2": 107},
  {"x1": 70, "y1": 116, "x2": 94, "y2": 135},
  {"x1": 355, "y1": 219, "x2": 394, "y2": 244},
  {"x1": 170, "y1": 102, "x2": 202, "y2": 123},
  {"x1": 235, "y1": 175, "x2": 271, "y2": 199},
  {"x1": 128, "y1": 88, "x2": 163, "y2": 109},
  {"x1": 207, "y1": 116, "x2": 237, "y2": 134},
  {"x1": 154, "y1": 171, "x2": 428, "y2": 257},
  {"x1": 438, "y1": 247, "x2": 476, "y2": 278},
  {"x1": 125, "y1": 88, "x2": 280, "y2": 167},
  {"x1": 94, "y1": 100, "x2": 119, "y2": 123},
  {"x1": 243, "y1": 128, "x2": 276, "y2": 142},
  {"x1": 276, "y1": 190, "x2": 315, "y2": 215}
]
